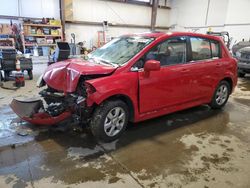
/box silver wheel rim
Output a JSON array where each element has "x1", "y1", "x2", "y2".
[
  {"x1": 104, "y1": 107, "x2": 126, "y2": 137},
  {"x1": 215, "y1": 84, "x2": 228, "y2": 105}
]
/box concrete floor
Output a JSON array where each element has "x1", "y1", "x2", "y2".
[{"x1": 0, "y1": 64, "x2": 250, "y2": 188}]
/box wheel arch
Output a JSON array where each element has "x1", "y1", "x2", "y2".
[
  {"x1": 221, "y1": 77, "x2": 233, "y2": 93},
  {"x1": 102, "y1": 94, "x2": 135, "y2": 122}
]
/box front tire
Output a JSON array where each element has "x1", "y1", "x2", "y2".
[
  {"x1": 210, "y1": 81, "x2": 230, "y2": 109},
  {"x1": 90, "y1": 100, "x2": 129, "y2": 142}
]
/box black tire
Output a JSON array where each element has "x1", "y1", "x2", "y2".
[
  {"x1": 90, "y1": 100, "x2": 129, "y2": 142},
  {"x1": 210, "y1": 81, "x2": 230, "y2": 109},
  {"x1": 238, "y1": 72, "x2": 245, "y2": 78},
  {"x1": 28, "y1": 70, "x2": 33, "y2": 80}
]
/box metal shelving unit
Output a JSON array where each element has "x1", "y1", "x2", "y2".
[{"x1": 23, "y1": 22, "x2": 63, "y2": 53}]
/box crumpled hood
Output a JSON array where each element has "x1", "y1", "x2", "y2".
[{"x1": 43, "y1": 58, "x2": 116, "y2": 93}]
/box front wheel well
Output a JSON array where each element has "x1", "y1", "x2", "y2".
[{"x1": 101, "y1": 95, "x2": 135, "y2": 122}]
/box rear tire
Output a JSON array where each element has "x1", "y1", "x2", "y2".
[
  {"x1": 90, "y1": 100, "x2": 129, "y2": 142},
  {"x1": 210, "y1": 81, "x2": 230, "y2": 109}
]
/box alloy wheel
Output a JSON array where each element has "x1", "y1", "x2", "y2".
[
  {"x1": 215, "y1": 84, "x2": 228, "y2": 105},
  {"x1": 104, "y1": 107, "x2": 126, "y2": 137}
]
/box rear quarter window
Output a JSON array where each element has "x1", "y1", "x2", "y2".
[{"x1": 210, "y1": 40, "x2": 220, "y2": 58}]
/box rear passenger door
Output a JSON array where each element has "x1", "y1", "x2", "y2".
[{"x1": 187, "y1": 37, "x2": 221, "y2": 101}]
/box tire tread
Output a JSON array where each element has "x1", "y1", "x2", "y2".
[{"x1": 90, "y1": 100, "x2": 128, "y2": 142}]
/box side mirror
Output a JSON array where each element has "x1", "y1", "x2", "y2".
[{"x1": 144, "y1": 60, "x2": 160, "y2": 72}]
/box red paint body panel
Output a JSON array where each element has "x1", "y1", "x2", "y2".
[
  {"x1": 22, "y1": 111, "x2": 72, "y2": 126},
  {"x1": 10, "y1": 98, "x2": 72, "y2": 126},
  {"x1": 138, "y1": 64, "x2": 192, "y2": 113},
  {"x1": 43, "y1": 58, "x2": 116, "y2": 93},
  {"x1": 40, "y1": 32, "x2": 237, "y2": 124},
  {"x1": 86, "y1": 72, "x2": 139, "y2": 108}
]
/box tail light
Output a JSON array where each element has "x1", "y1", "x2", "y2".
[{"x1": 85, "y1": 82, "x2": 96, "y2": 95}]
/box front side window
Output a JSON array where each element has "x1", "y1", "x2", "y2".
[
  {"x1": 145, "y1": 37, "x2": 187, "y2": 67},
  {"x1": 89, "y1": 36, "x2": 154, "y2": 66}
]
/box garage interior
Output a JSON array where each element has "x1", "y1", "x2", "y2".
[{"x1": 0, "y1": 0, "x2": 250, "y2": 187}]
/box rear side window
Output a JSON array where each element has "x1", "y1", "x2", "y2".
[
  {"x1": 190, "y1": 37, "x2": 211, "y2": 60},
  {"x1": 190, "y1": 37, "x2": 221, "y2": 61}
]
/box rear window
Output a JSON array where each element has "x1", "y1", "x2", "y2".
[{"x1": 190, "y1": 37, "x2": 220, "y2": 61}]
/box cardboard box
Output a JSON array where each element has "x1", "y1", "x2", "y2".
[{"x1": 0, "y1": 24, "x2": 12, "y2": 34}]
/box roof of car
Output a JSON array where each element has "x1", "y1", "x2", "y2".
[
  {"x1": 133, "y1": 31, "x2": 166, "y2": 38},
  {"x1": 130, "y1": 31, "x2": 221, "y2": 41}
]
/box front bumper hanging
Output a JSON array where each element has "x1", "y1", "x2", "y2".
[{"x1": 10, "y1": 98, "x2": 72, "y2": 126}]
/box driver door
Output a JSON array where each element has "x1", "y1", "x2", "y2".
[{"x1": 138, "y1": 36, "x2": 191, "y2": 113}]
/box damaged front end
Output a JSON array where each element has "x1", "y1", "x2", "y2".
[
  {"x1": 10, "y1": 83, "x2": 91, "y2": 126},
  {"x1": 10, "y1": 59, "x2": 115, "y2": 126},
  {"x1": 10, "y1": 98, "x2": 72, "y2": 126}
]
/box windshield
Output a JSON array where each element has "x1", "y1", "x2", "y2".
[{"x1": 89, "y1": 36, "x2": 154, "y2": 65}]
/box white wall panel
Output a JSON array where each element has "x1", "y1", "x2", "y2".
[
  {"x1": 169, "y1": 0, "x2": 250, "y2": 44},
  {"x1": 20, "y1": 0, "x2": 43, "y2": 17},
  {"x1": 70, "y1": 0, "x2": 170, "y2": 48},
  {"x1": 156, "y1": 8, "x2": 170, "y2": 26},
  {"x1": 73, "y1": 0, "x2": 154, "y2": 26},
  {"x1": 0, "y1": 0, "x2": 19, "y2": 16},
  {"x1": 41, "y1": 0, "x2": 60, "y2": 19},
  {"x1": 225, "y1": 0, "x2": 250, "y2": 24},
  {"x1": 169, "y1": 0, "x2": 208, "y2": 27},
  {"x1": 65, "y1": 24, "x2": 152, "y2": 48},
  {"x1": 206, "y1": 0, "x2": 228, "y2": 26},
  {"x1": 0, "y1": 0, "x2": 59, "y2": 18},
  {"x1": 170, "y1": 0, "x2": 225, "y2": 27}
]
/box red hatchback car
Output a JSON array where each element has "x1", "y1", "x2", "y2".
[{"x1": 11, "y1": 32, "x2": 237, "y2": 142}]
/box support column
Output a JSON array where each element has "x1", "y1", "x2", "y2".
[
  {"x1": 151, "y1": 0, "x2": 159, "y2": 31},
  {"x1": 59, "y1": 0, "x2": 66, "y2": 41}
]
